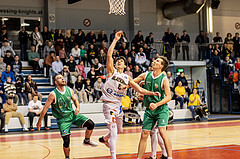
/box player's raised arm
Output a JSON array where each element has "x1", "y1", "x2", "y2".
[
  {"x1": 106, "y1": 31, "x2": 123, "y2": 75},
  {"x1": 71, "y1": 89, "x2": 80, "y2": 115},
  {"x1": 37, "y1": 92, "x2": 55, "y2": 129}
]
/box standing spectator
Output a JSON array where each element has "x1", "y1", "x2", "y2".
[
  {"x1": 163, "y1": 28, "x2": 175, "y2": 60},
  {"x1": 75, "y1": 29, "x2": 85, "y2": 46},
  {"x1": 87, "y1": 43, "x2": 98, "y2": 66},
  {"x1": 125, "y1": 66, "x2": 133, "y2": 78},
  {"x1": 188, "y1": 89, "x2": 204, "y2": 120},
  {"x1": 195, "y1": 31, "x2": 205, "y2": 60},
  {"x1": 213, "y1": 32, "x2": 223, "y2": 43},
  {"x1": 3, "y1": 96, "x2": 28, "y2": 132},
  {"x1": 11, "y1": 55, "x2": 22, "y2": 76},
  {"x1": 28, "y1": 94, "x2": 49, "y2": 131},
  {"x1": 98, "y1": 30, "x2": 108, "y2": 43},
  {"x1": 66, "y1": 55, "x2": 78, "y2": 77},
  {"x1": 233, "y1": 33, "x2": 240, "y2": 57},
  {"x1": 25, "y1": 75, "x2": 43, "y2": 102},
  {"x1": 85, "y1": 78, "x2": 95, "y2": 103},
  {"x1": 52, "y1": 56, "x2": 63, "y2": 77},
  {"x1": 145, "y1": 32, "x2": 154, "y2": 46},
  {"x1": 75, "y1": 75, "x2": 88, "y2": 103},
  {"x1": 28, "y1": 46, "x2": 40, "y2": 74},
  {"x1": 175, "y1": 72, "x2": 190, "y2": 96},
  {"x1": 132, "y1": 30, "x2": 144, "y2": 51},
  {"x1": 18, "y1": 26, "x2": 29, "y2": 60},
  {"x1": 41, "y1": 26, "x2": 51, "y2": 45},
  {"x1": 64, "y1": 29, "x2": 74, "y2": 55},
  {"x1": 4, "y1": 77, "x2": 18, "y2": 103},
  {"x1": 175, "y1": 33, "x2": 181, "y2": 60},
  {"x1": 54, "y1": 29, "x2": 64, "y2": 54},
  {"x1": 43, "y1": 51, "x2": 55, "y2": 77},
  {"x1": 0, "y1": 78, "x2": 6, "y2": 104},
  {"x1": 0, "y1": 102, "x2": 4, "y2": 132},
  {"x1": 181, "y1": 30, "x2": 190, "y2": 60},
  {"x1": 175, "y1": 81, "x2": 189, "y2": 109},
  {"x1": 31, "y1": 26, "x2": 43, "y2": 53},
  {"x1": 167, "y1": 71, "x2": 174, "y2": 92},
  {"x1": 15, "y1": 77, "x2": 28, "y2": 106},
  {"x1": 86, "y1": 31, "x2": 96, "y2": 44},
  {"x1": 0, "y1": 57, "x2": 6, "y2": 74},
  {"x1": 43, "y1": 41, "x2": 55, "y2": 58},
  {"x1": 71, "y1": 43, "x2": 80, "y2": 61},
  {"x1": 87, "y1": 66, "x2": 97, "y2": 87},
  {"x1": 135, "y1": 47, "x2": 148, "y2": 70},
  {"x1": 3, "y1": 50, "x2": 14, "y2": 66},
  {"x1": 224, "y1": 33, "x2": 234, "y2": 54},
  {"x1": 0, "y1": 27, "x2": 8, "y2": 42},
  {"x1": 94, "y1": 77, "x2": 103, "y2": 102},
  {"x1": 1, "y1": 40, "x2": 15, "y2": 57},
  {"x1": 59, "y1": 47, "x2": 68, "y2": 66},
  {"x1": 110, "y1": 29, "x2": 117, "y2": 43},
  {"x1": 77, "y1": 61, "x2": 86, "y2": 79},
  {"x1": 212, "y1": 50, "x2": 221, "y2": 76},
  {"x1": 61, "y1": 66, "x2": 74, "y2": 88},
  {"x1": 1, "y1": 65, "x2": 15, "y2": 83}
]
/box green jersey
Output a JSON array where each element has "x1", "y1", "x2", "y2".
[
  {"x1": 143, "y1": 71, "x2": 168, "y2": 113},
  {"x1": 51, "y1": 86, "x2": 74, "y2": 120}
]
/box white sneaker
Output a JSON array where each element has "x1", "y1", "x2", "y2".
[
  {"x1": 4, "y1": 125, "x2": 8, "y2": 133},
  {"x1": 83, "y1": 139, "x2": 98, "y2": 147},
  {"x1": 23, "y1": 125, "x2": 29, "y2": 132}
]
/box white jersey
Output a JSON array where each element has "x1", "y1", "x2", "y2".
[{"x1": 100, "y1": 69, "x2": 129, "y2": 105}]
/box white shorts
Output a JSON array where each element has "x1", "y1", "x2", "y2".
[{"x1": 103, "y1": 102, "x2": 123, "y2": 126}]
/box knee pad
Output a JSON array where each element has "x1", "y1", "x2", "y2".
[
  {"x1": 62, "y1": 135, "x2": 70, "y2": 148},
  {"x1": 83, "y1": 119, "x2": 95, "y2": 130}
]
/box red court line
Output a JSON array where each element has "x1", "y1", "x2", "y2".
[
  {"x1": 37, "y1": 143, "x2": 51, "y2": 159},
  {"x1": 0, "y1": 121, "x2": 240, "y2": 143},
  {"x1": 79, "y1": 144, "x2": 240, "y2": 159}
]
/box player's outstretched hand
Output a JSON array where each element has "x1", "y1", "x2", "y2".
[
  {"x1": 138, "y1": 94, "x2": 144, "y2": 101},
  {"x1": 149, "y1": 103, "x2": 157, "y2": 111},
  {"x1": 74, "y1": 108, "x2": 80, "y2": 115},
  {"x1": 36, "y1": 120, "x2": 41, "y2": 131},
  {"x1": 114, "y1": 30, "x2": 123, "y2": 41},
  {"x1": 139, "y1": 81, "x2": 145, "y2": 86},
  {"x1": 154, "y1": 92, "x2": 161, "y2": 98}
]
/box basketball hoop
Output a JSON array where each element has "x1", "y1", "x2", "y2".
[{"x1": 108, "y1": 0, "x2": 126, "y2": 15}]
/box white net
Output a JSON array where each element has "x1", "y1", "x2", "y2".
[{"x1": 108, "y1": 0, "x2": 126, "y2": 15}]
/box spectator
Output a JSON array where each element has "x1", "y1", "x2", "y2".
[
  {"x1": 0, "y1": 78, "x2": 6, "y2": 104},
  {"x1": 85, "y1": 78, "x2": 95, "y2": 103},
  {"x1": 59, "y1": 47, "x2": 68, "y2": 66},
  {"x1": 79, "y1": 45, "x2": 87, "y2": 66},
  {"x1": 31, "y1": 26, "x2": 43, "y2": 53},
  {"x1": 77, "y1": 60, "x2": 86, "y2": 79},
  {"x1": 66, "y1": 55, "x2": 78, "y2": 77},
  {"x1": 54, "y1": 29, "x2": 64, "y2": 54},
  {"x1": 3, "y1": 50, "x2": 14, "y2": 66},
  {"x1": 163, "y1": 28, "x2": 175, "y2": 60},
  {"x1": 87, "y1": 43, "x2": 98, "y2": 66},
  {"x1": 28, "y1": 94, "x2": 49, "y2": 131},
  {"x1": 110, "y1": 29, "x2": 117, "y2": 43},
  {"x1": 119, "y1": 42, "x2": 128, "y2": 56},
  {"x1": 75, "y1": 75, "x2": 88, "y2": 103},
  {"x1": 61, "y1": 66, "x2": 74, "y2": 89},
  {"x1": 28, "y1": 46, "x2": 40, "y2": 74},
  {"x1": 130, "y1": 45, "x2": 137, "y2": 58},
  {"x1": 50, "y1": 28, "x2": 55, "y2": 41},
  {"x1": 87, "y1": 65, "x2": 97, "y2": 87},
  {"x1": 18, "y1": 26, "x2": 29, "y2": 60},
  {"x1": 222, "y1": 56, "x2": 233, "y2": 79},
  {"x1": 0, "y1": 102, "x2": 4, "y2": 132},
  {"x1": 86, "y1": 31, "x2": 96, "y2": 43},
  {"x1": 0, "y1": 57, "x2": 6, "y2": 74},
  {"x1": 222, "y1": 43, "x2": 232, "y2": 59},
  {"x1": 1, "y1": 65, "x2": 15, "y2": 83},
  {"x1": 1, "y1": 40, "x2": 15, "y2": 57},
  {"x1": 0, "y1": 27, "x2": 8, "y2": 42},
  {"x1": 175, "y1": 33, "x2": 181, "y2": 60},
  {"x1": 206, "y1": 44, "x2": 214, "y2": 59},
  {"x1": 120, "y1": 32, "x2": 129, "y2": 48},
  {"x1": 175, "y1": 71, "x2": 190, "y2": 96},
  {"x1": 233, "y1": 32, "x2": 240, "y2": 57},
  {"x1": 4, "y1": 76, "x2": 18, "y2": 103},
  {"x1": 195, "y1": 31, "x2": 205, "y2": 60},
  {"x1": 75, "y1": 29, "x2": 85, "y2": 46},
  {"x1": 71, "y1": 43, "x2": 80, "y2": 61},
  {"x1": 41, "y1": 26, "x2": 51, "y2": 45},
  {"x1": 212, "y1": 50, "x2": 221, "y2": 76},
  {"x1": 213, "y1": 32, "x2": 223, "y2": 43},
  {"x1": 127, "y1": 57, "x2": 135, "y2": 72},
  {"x1": 99, "y1": 49, "x2": 106, "y2": 66},
  {"x1": 133, "y1": 65, "x2": 142, "y2": 79},
  {"x1": 100, "y1": 42, "x2": 108, "y2": 55},
  {"x1": 188, "y1": 88, "x2": 204, "y2": 120},
  {"x1": 3, "y1": 96, "x2": 28, "y2": 132},
  {"x1": 135, "y1": 47, "x2": 148, "y2": 70},
  {"x1": 224, "y1": 33, "x2": 234, "y2": 53},
  {"x1": 175, "y1": 81, "x2": 189, "y2": 109},
  {"x1": 94, "y1": 77, "x2": 103, "y2": 102},
  {"x1": 52, "y1": 56, "x2": 63, "y2": 77},
  {"x1": 145, "y1": 32, "x2": 154, "y2": 46},
  {"x1": 143, "y1": 43, "x2": 151, "y2": 61},
  {"x1": 25, "y1": 75, "x2": 43, "y2": 102},
  {"x1": 43, "y1": 41, "x2": 55, "y2": 58},
  {"x1": 11, "y1": 55, "x2": 22, "y2": 76},
  {"x1": 15, "y1": 77, "x2": 28, "y2": 106},
  {"x1": 181, "y1": 30, "x2": 190, "y2": 60},
  {"x1": 125, "y1": 66, "x2": 133, "y2": 78},
  {"x1": 64, "y1": 29, "x2": 75, "y2": 55},
  {"x1": 132, "y1": 30, "x2": 144, "y2": 51},
  {"x1": 122, "y1": 49, "x2": 130, "y2": 61},
  {"x1": 43, "y1": 51, "x2": 55, "y2": 77},
  {"x1": 93, "y1": 58, "x2": 103, "y2": 75},
  {"x1": 98, "y1": 30, "x2": 108, "y2": 43},
  {"x1": 235, "y1": 57, "x2": 240, "y2": 71},
  {"x1": 167, "y1": 71, "x2": 174, "y2": 92}
]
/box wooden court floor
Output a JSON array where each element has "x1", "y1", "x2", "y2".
[{"x1": 0, "y1": 120, "x2": 240, "y2": 159}]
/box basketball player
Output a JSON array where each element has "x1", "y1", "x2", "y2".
[
  {"x1": 99, "y1": 31, "x2": 160, "y2": 159},
  {"x1": 37, "y1": 74, "x2": 97, "y2": 159},
  {"x1": 134, "y1": 56, "x2": 172, "y2": 159}
]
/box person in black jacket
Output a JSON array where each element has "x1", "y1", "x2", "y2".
[
  {"x1": 145, "y1": 32, "x2": 154, "y2": 46},
  {"x1": 18, "y1": 26, "x2": 29, "y2": 60},
  {"x1": 195, "y1": 31, "x2": 205, "y2": 60},
  {"x1": 163, "y1": 28, "x2": 175, "y2": 60},
  {"x1": 175, "y1": 72, "x2": 190, "y2": 96},
  {"x1": 75, "y1": 75, "x2": 88, "y2": 103},
  {"x1": 181, "y1": 30, "x2": 190, "y2": 60},
  {"x1": 0, "y1": 103, "x2": 4, "y2": 132},
  {"x1": 3, "y1": 50, "x2": 14, "y2": 66},
  {"x1": 41, "y1": 26, "x2": 51, "y2": 45},
  {"x1": 75, "y1": 29, "x2": 85, "y2": 46},
  {"x1": 97, "y1": 30, "x2": 108, "y2": 43},
  {"x1": 16, "y1": 76, "x2": 28, "y2": 105}
]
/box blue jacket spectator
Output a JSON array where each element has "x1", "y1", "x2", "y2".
[
  {"x1": 11, "y1": 55, "x2": 22, "y2": 75},
  {"x1": 1, "y1": 65, "x2": 15, "y2": 83},
  {"x1": 0, "y1": 81, "x2": 6, "y2": 104}
]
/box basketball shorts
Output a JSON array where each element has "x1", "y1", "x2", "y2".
[{"x1": 103, "y1": 102, "x2": 123, "y2": 126}]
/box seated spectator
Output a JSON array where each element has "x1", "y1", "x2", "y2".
[
  {"x1": 175, "y1": 71, "x2": 190, "y2": 96},
  {"x1": 100, "y1": 42, "x2": 108, "y2": 55},
  {"x1": 119, "y1": 42, "x2": 128, "y2": 56},
  {"x1": 77, "y1": 60, "x2": 86, "y2": 79},
  {"x1": 66, "y1": 55, "x2": 78, "y2": 77},
  {"x1": 222, "y1": 56, "x2": 233, "y2": 79},
  {"x1": 167, "y1": 71, "x2": 174, "y2": 92},
  {"x1": 97, "y1": 30, "x2": 108, "y2": 43},
  {"x1": 28, "y1": 46, "x2": 40, "y2": 74},
  {"x1": 0, "y1": 103, "x2": 4, "y2": 132},
  {"x1": 86, "y1": 31, "x2": 96, "y2": 43},
  {"x1": 127, "y1": 57, "x2": 135, "y2": 72},
  {"x1": 93, "y1": 58, "x2": 103, "y2": 75},
  {"x1": 61, "y1": 66, "x2": 74, "y2": 88},
  {"x1": 75, "y1": 29, "x2": 85, "y2": 46},
  {"x1": 132, "y1": 30, "x2": 144, "y2": 51},
  {"x1": 43, "y1": 41, "x2": 55, "y2": 58},
  {"x1": 130, "y1": 45, "x2": 136, "y2": 58},
  {"x1": 188, "y1": 88, "x2": 204, "y2": 120},
  {"x1": 123, "y1": 49, "x2": 130, "y2": 60},
  {"x1": 85, "y1": 78, "x2": 95, "y2": 103},
  {"x1": 64, "y1": 29, "x2": 75, "y2": 55},
  {"x1": 52, "y1": 56, "x2": 63, "y2": 77},
  {"x1": 3, "y1": 96, "x2": 28, "y2": 132},
  {"x1": 59, "y1": 47, "x2": 68, "y2": 66},
  {"x1": 145, "y1": 32, "x2": 154, "y2": 46},
  {"x1": 25, "y1": 75, "x2": 43, "y2": 102},
  {"x1": 133, "y1": 65, "x2": 142, "y2": 79},
  {"x1": 3, "y1": 50, "x2": 14, "y2": 66},
  {"x1": 120, "y1": 32, "x2": 129, "y2": 48},
  {"x1": 135, "y1": 47, "x2": 148, "y2": 70},
  {"x1": 71, "y1": 43, "x2": 80, "y2": 61},
  {"x1": 213, "y1": 32, "x2": 223, "y2": 43},
  {"x1": 0, "y1": 77, "x2": 6, "y2": 104},
  {"x1": 110, "y1": 29, "x2": 117, "y2": 43},
  {"x1": 175, "y1": 81, "x2": 189, "y2": 109},
  {"x1": 143, "y1": 43, "x2": 151, "y2": 60},
  {"x1": 94, "y1": 77, "x2": 103, "y2": 102},
  {"x1": 27, "y1": 94, "x2": 49, "y2": 131},
  {"x1": 235, "y1": 57, "x2": 240, "y2": 71},
  {"x1": 87, "y1": 65, "x2": 97, "y2": 87},
  {"x1": 222, "y1": 43, "x2": 232, "y2": 59},
  {"x1": 79, "y1": 45, "x2": 87, "y2": 65},
  {"x1": 11, "y1": 55, "x2": 22, "y2": 76},
  {"x1": 1, "y1": 65, "x2": 15, "y2": 83},
  {"x1": 43, "y1": 51, "x2": 55, "y2": 77},
  {"x1": 4, "y1": 76, "x2": 18, "y2": 103},
  {"x1": 125, "y1": 66, "x2": 133, "y2": 78},
  {"x1": 99, "y1": 49, "x2": 106, "y2": 66},
  {"x1": 1, "y1": 40, "x2": 15, "y2": 57},
  {"x1": 87, "y1": 43, "x2": 98, "y2": 66},
  {"x1": 16, "y1": 77, "x2": 28, "y2": 106},
  {"x1": 0, "y1": 57, "x2": 6, "y2": 74},
  {"x1": 75, "y1": 75, "x2": 88, "y2": 103}
]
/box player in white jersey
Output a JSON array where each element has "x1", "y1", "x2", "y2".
[{"x1": 99, "y1": 31, "x2": 160, "y2": 159}]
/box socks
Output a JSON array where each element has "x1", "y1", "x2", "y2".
[
  {"x1": 108, "y1": 123, "x2": 117, "y2": 159},
  {"x1": 168, "y1": 157, "x2": 172, "y2": 159},
  {"x1": 65, "y1": 156, "x2": 70, "y2": 159},
  {"x1": 84, "y1": 138, "x2": 90, "y2": 143},
  {"x1": 4, "y1": 125, "x2": 8, "y2": 132},
  {"x1": 157, "y1": 132, "x2": 168, "y2": 157}
]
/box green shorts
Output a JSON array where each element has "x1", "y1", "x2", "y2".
[
  {"x1": 57, "y1": 114, "x2": 89, "y2": 136},
  {"x1": 142, "y1": 109, "x2": 169, "y2": 131}
]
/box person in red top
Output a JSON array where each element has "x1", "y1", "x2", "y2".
[{"x1": 235, "y1": 57, "x2": 240, "y2": 70}]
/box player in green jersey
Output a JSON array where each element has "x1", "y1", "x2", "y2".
[
  {"x1": 134, "y1": 56, "x2": 172, "y2": 159},
  {"x1": 37, "y1": 74, "x2": 97, "y2": 159}
]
